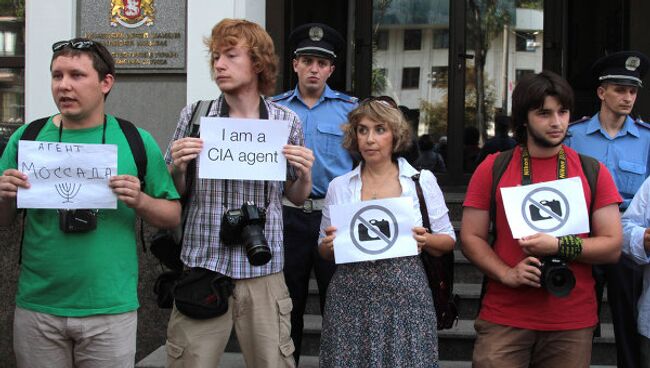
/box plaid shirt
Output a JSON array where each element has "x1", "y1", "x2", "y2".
[{"x1": 165, "y1": 95, "x2": 302, "y2": 279}]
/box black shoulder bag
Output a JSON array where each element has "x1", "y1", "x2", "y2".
[{"x1": 412, "y1": 173, "x2": 460, "y2": 330}]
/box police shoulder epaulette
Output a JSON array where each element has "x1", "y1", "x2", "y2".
[
  {"x1": 270, "y1": 90, "x2": 292, "y2": 102},
  {"x1": 332, "y1": 91, "x2": 358, "y2": 104},
  {"x1": 569, "y1": 116, "x2": 590, "y2": 126},
  {"x1": 635, "y1": 118, "x2": 650, "y2": 130}
]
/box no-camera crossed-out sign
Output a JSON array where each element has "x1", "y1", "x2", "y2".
[
  {"x1": 501, "y1": 177, "x2": 590, "y2": 239},
  {"x1": 330, "y1": 197, "x2": 418, "y2": 264}
]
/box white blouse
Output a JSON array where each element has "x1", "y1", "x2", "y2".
[{"x1": 319, "y1": 157, "x2": 456, "y2": 244}]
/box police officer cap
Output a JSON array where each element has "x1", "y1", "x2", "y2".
[
  {"x1": 289, "y1": 23, "x2": 344, "y2": 61},
  {"x1": 592, "y1": 50, "x2": 650, "y2": 88}
]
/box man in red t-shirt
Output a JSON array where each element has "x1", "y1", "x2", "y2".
[{"x1": 461, "y1": 71, "x2": 622, "y2": 368}]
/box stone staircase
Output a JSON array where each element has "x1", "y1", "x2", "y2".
[{"x1": 137, "y1": 192, "x2": 618, "y2": 367}]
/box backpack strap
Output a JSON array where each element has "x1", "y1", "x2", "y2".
[
  {"x1": 20, "y1": 118, "x2": 50, "y2": 141},
  {"x1": 114, "y1": 118, "x2": 149, "y2": 253},
  {"x1": 188, "y1": 100, "x2": 213, "y2": 138},
  {"x1": 15, "y1": 117, "x2": 54, "y2": 264},
  {"x1": 116, "y1": 118, "x2": 147, "y2": 191},
  {"x1": 489, "y1": 148, "x2": 514, "y2": 229},
  {"x1": 578, "y1": 153, "x2": 600, "y2": 215}
]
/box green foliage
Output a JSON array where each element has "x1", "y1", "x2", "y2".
[
  {"x1": 420, "y1": 67, "x2": 498, "y2": 137},
  {"x1": 516, "y1": 0, "x2": 543, "y2": 10},
  {"x1": 0, "y1": 0, "x2": 24, "y2": 18}
]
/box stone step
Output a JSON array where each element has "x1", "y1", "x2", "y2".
[
  {"x1": 137, "y1": 317, "x2": 617, "y2": 367},
  {"x1": 291, "y1": 315, "x2": 616, "y2": 365},
  {"x1": 136, "y1": 347, "x2": 616, "y2": 368}
]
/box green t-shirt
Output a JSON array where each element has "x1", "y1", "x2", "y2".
[{"x1": 0, "y1": 115, "x2": 180, "y2": 317}]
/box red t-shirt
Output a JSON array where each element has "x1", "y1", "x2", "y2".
[{"x1": 464, "y1": 145, "x2": 621, "y2": 330}]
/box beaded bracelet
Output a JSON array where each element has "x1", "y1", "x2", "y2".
[{"x1": 557, "y1": 235, "x2": 583, "y2": 261}]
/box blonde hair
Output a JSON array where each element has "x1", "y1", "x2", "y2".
[
  {"x1": 206, "y1": 19, "x2": 278, "y2": 96},
  {"x1": 342, "y1": 100, "x2": 413, "y2": 157}
]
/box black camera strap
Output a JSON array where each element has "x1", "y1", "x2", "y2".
[{"x1": 520, "y1": 146, "x2": 567, "y2": 185}]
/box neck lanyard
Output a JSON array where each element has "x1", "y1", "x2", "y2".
[
  {"x1": 521, "y1": 146, "x2": 567, "y2": 185},
  {"x1": 58, "y1": 115, "x2": 108, "y2": 144}
]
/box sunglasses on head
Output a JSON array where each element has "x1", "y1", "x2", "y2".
[
  {"x1": 361, "y1": 96, "x2": 398, "y2": 109},
  {"x1": 52, "y1": 40, "x2": 111, "y2": 71}
]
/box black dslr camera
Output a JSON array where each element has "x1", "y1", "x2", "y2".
[
  {"x1": 58, "y1": 209, "x2": 97, "y2": 233},
  {"x1": 220, "y1": 202, "x2": 271, "y2": 266},
  {"x1": 358, "y1": 219, "x2": 391, "y2": 241},
  {"x1": 538, "y1": 256, "x2": 575, "y2": 298}
]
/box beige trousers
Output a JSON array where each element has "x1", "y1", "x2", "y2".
[
  {"x1": 13, "y1": 307, "x2": 137, "y2": 368},
  {"x1": 165, "y1": 271, "x2": 296, "y2": 368}
]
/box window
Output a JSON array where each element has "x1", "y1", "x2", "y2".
[
  {"x1": 516, "y1": 69, "x2": 535, "y2": 83},
  {"x1": 403, "y1": 29, "x2": 422, "y2": 50},
  {"x1": 0, "y1": 4, "x2": 25, "y2": 155},
  {"x1": 376, "y1": 30, "x2": 388, "y2": 50},
  {"x1": 432, "y1": 29, "x2": 449, "y2": 49},
  {"x1": 429, "y1": 66, "x2": 448, "y2": 88},
  {"x1": 402, "y1": 67, "x2": 420, "y2": 89},
  {"x1": 515, "y1": 31, "x2": 539, "y2": 52}
]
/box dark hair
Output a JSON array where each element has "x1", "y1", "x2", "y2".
[
  {"x1": 511, "y1": 70, "x2": 574, "y2": 144},
  {"x1": 51, "y1": 38, "x2": 115, "y2": 81},
  {"x1": 50, "y1": 38, "x2": 115, "y2": 99}
]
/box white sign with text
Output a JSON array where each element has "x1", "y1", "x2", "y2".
[
  {"x1": 17, "y1": 141, "x2": 118, "y2": 209},
  {"x1": 500, "y1": 177, "x2": 590, "y2": 238},
  {"x1": 198, "y1": 117, "x2": 290, "y2": 181},
  {"x1": 330, "y1": 197, "x2": 418, "y2": 264}
]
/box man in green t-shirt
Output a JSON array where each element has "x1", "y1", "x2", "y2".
[{"x1": 0, "y1": 38, "x2": 181, "y2": 368}]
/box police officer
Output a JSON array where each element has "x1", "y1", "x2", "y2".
[
  {"x1": 271, "y1": 23, "x2": 357, "y2": 363},
  {"x1": 565, "y1": 50, "x2": 650, "y2": 368}
]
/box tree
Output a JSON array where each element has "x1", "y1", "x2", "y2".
[
  {"x1": 420, "y1": 66, "x2": 498, "y2": 140},
  {"x1": 467, "y1": 0, "x2": 512, "y2": 142}
]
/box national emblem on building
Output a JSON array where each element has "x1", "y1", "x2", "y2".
[{"x1": 110, "y1": 0, "x2": 155, "y2": 28}]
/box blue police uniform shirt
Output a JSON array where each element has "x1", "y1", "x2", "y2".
[
  {"x1": 565, "y1": 113, "x2": 650, "y2": 209},
  {"x1": 271, "y1": 85, "x2": 358, "y2": 197}
]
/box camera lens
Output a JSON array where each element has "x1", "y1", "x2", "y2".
[
  {"x1": 241, "y1": 224, "x2": 272, "y2": 266},
  {"x1": 542, "y1": 264, "x2": 576, "y2": 298}
]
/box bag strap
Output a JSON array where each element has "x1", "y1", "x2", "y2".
[
  {"x1": 115, "y1": 117, "x2": 148, "y2": 252},
  {"x1": 489, "y1": 148, "x2": 514, "y2": 229},
  {"x1": 116, "y1": 118, "x2": 147, "y2": 191},
  {"x1": 411, "y1": 173, "x2": 431, "y2": 231},
  {"x1": 578, "y1": 153, "x2": 600, "y2": 216},
  {"x1": 178, "y1": 100, "x2": 214, "y2": 239},
  {"x1": 15, "y1": 118, "x2": 49, "y2": 264}
]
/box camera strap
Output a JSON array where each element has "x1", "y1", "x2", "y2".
[{"x1": 520, "y1": 146, "x2": 567, "y2": 185}]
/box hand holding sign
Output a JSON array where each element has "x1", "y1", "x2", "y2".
[
  {"x1": 170, "y1": 137, "x2": 203, "y2": 174},
  {"x1": 0, "y1": 169, "x2": 29, "y2": 200},
  {"x1": 319, "y1": 225, "x2": 337, "y2": 261},
  {"x1": 282, "y1": 144, "x2": 314, "y2": 180},
  {"x1": 109, "y1": 174, "x2": 143, "y2": 208}
]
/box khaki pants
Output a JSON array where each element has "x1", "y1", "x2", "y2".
[
  {"x1": 472, "y1": 318, "x2": 594, "y2": 368},
  {"x1": 165, "y1": 271, "x2": 295, "y2": 368},
  {"x1": 13, "y1": 307, "x2": 137, "y2": 368}
]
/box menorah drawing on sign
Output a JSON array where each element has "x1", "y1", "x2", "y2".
[{"x1": 55, "y1": 183, "x2": 82, "y2": 203}]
